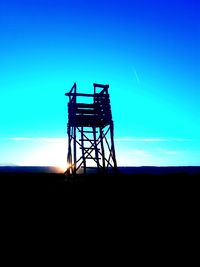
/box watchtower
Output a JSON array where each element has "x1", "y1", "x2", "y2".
[{"x1": 65, "y1": 82, "x2": 117, "y2": 175}]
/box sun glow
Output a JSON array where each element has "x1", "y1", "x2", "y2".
[{"x1": 19, "y1": 140, "x2": 67, "y2": 172}]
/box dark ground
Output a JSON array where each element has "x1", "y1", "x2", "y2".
[
  {"x1": 0, "y1": 168, "x2": 199, "y2": 233},
  {"x1": 0, "y1": 167, "x2": 199, "y2": 197},
  {"x1": 0, "y1": 167, "x2": 199, "y2": 258},
  {"x1": 0, "y1": 167, "x2": 199, "y2": 216}
]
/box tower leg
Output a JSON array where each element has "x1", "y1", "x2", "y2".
[
  {"x1": 93, "y1": 127, "x2": 100, "y2": 172},
  {"x1": 66, "y1": 125, "x2": 72, "y2": 175},
  {"x1": 73, "y1": 126, "x2": 76, "y2": 175},
  {"x1": 100, "y1": 127, "x2": 106, "y2": 173},
  {"x1": 110, "y1": 121, "x2": 117, "y2": 172},
  {"x1": 81, "y1": 127, "x2": 86, "y2": 174}
]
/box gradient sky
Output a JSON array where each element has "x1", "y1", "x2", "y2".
[{"x1": 0, "y1": 0, "x2": 199, "y2": 167}]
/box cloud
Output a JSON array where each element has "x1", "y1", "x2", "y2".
[
  {"x1": 0, "y1": 137, "x2": 66, "y2": 143},
  {"x1": 114, "y1": 137, "x2": 167, "y2": 142},
  {"x1": 114, "y1": 137, "x2": 191, "y2": 142},
  {"x1": 126, "y1": 149, "x2": 151, "y2": 157},
  {"x1": 0, "y1": 136, "x2": 191, "y2": 144},
  {"x1": 133, "y1": 69, "x2": 141, "y2": 84},
  {"x1": 163, "y1": 151, "x2": 178, "y2": 155}
]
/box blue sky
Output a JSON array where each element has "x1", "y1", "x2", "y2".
[{"x1": 0, "y1": 0, "x2": 199, "y2": 167}]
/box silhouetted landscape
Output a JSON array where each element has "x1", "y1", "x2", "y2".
[{"x1": 0, "y1": 166, "x2": 199, "y2": 197}]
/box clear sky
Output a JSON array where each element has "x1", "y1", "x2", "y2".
[{"x1": 0, "y1": 0, "x2": 199, "y2": 168}]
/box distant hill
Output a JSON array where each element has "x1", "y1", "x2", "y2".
[
  {"x1": 0, "y1": 166, "x2": 60, "y2": 173},
  {"x1": 0, "y1": 166, "x2": 200, "y2": 175}
]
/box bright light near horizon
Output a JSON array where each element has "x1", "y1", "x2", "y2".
[
  {"x1": 19, "y1": 140, "x2": 67, "y2": 172},
  {"x1": 1, "y1": 136, "x2": 200, "y2": 168}
]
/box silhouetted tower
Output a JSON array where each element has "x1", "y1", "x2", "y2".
[{"x1": 65, "y1": 83, "x2": 117, "y2": 175}]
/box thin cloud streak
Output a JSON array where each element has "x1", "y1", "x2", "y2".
[
  {"x1": 164, "y1": 151, "x2": 178, "y2": 155},
  {"x1": 114, "y1": 137, "x2": 191, "y2": 142},
  {"x1": 0, "y1": 137, "x2": 66, "y2": 143},
  {"x1": 133, "y1": 69, "x2": 141, "y2": 84},
  {"x1": 0, "y1": 137, "x2": 192, "y2": 143}
]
